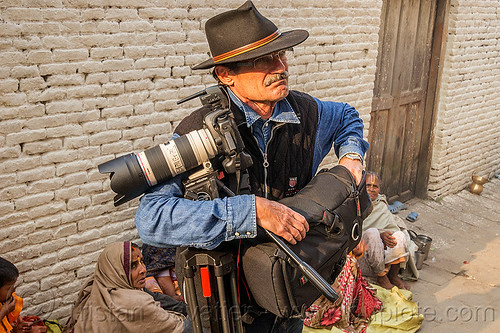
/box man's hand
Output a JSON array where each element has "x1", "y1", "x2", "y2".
[
  {"x1": 255, "y1": 196, "x2": 309, "y2": 245},
  {"x1": 339, "y1": 157, "x2": 363, "y2": 185},
  {"x1": 380, "y1": 231, "x2": 397, "y2": 248}
]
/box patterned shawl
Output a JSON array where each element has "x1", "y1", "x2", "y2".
[{"x1": 304, "y1": 255, "x2": 383, "y2": 333}]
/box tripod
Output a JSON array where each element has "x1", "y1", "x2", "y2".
[{"x1": 179, "y1": 165, "x2": 339, "y2": 333}]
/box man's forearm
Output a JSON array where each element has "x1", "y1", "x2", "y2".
[{"x1": 136, "y1": 188, "x2": 257, "y2": 249}]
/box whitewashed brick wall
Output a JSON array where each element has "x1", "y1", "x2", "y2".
[
  {"x1": 3, "y1": 0, "x2": 498, "y2": 323},
  {"x1": 0, "y1": 0, "x2": 382, "y2": 322},
  {"x1": 428, "y1": 0, "x2": 500, "y2": 198}
]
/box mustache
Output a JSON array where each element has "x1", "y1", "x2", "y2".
[{"x1": 264, "y1": 71, "x2": 289, "y2": 86}]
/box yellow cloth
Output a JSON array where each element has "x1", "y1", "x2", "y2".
[
  {"x1": 0, "y1": 293, "x2": 23, "y2": 333},
  {"x1": 44, "y1": 320, "x2": 63, "y2": 333},
  {"x1": 303, "y1": 285, "x2": 423, "y2": 333},
  {"x1": 367, "y1": 285, "x2": 423, "y2": 333}
]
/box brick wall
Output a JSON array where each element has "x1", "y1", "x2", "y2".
[
  {"x1": 428, "y1": 0, "x2": 500, "y2": 198},
  {"x1": 0, "y1": 0, "x2": 382, "y2": 321}
]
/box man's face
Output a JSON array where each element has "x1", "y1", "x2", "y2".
[
  {"x1": 0, "y1": 277, "x2": 17, "y2": 302},
  {"x1": 130, "y1": 247, "x2": 146, "y2": 289},
  {"x1": 222, "y1": 50, "x2": 291, "y2": 106},
  {"x1": 366, "y1": 174, "x2": 380, "y2": 201}
]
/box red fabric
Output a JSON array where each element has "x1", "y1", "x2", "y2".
[
  {"x1": 320, "y1": 306, "x2": 342, "y2": 326},
  {"x1": 354, "y1": 276, "x2": 383, "y2": 320},
  {"x1": 304, "y1": 255, "x2": 383, "y2": 332}
]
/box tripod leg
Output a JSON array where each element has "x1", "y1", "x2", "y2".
[
  {"x1": 216, "y1": 274, "x2": 231, "y2": 333},
  {"x1": 229, "y1": 270, "x2": 244, "y2": 333},
  {"x1": 184, "y1": 267, "x2": 203, "y2": 333}
]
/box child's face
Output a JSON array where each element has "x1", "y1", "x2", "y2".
[{"x1": 0, "y1": 277, "x2": 17, "y2": 302}]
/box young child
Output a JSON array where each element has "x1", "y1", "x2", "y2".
[
  {"x1": 141, "y1": 244, "x2": 182, "y2": 301},
  {"x1": 0, "y1": 257, "x2": 30, "y2": 333}
]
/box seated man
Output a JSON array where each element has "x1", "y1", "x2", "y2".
[{"x1": 357, "y1": 172, "x2": 416, "y2": 290}]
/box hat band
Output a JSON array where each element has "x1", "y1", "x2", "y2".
[{"x1": 213, "y1": 29, "x2": 281, "y2": 63}]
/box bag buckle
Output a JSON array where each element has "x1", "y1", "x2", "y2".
[
  {"x1": 351, "y1": 222, "x2": 360, "y2": 241},
  {"x1": 323, "y1": 209, "x2": 343, "y2": 235}
]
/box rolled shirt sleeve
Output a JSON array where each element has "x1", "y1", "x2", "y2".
[
  {"x1": 135, "y1": 175, "x2": 257, "y2": 250},
  {"x1": 313, "y1": 98, "x2": 369, "y2": 174}
]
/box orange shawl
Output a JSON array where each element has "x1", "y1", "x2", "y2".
[{"x1": 0, "y1": 293, "x2": 23, "y2": 333}]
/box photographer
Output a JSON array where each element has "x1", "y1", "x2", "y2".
[{"x1": 135, "y1": 1, "x2": 369, "y2": 332}]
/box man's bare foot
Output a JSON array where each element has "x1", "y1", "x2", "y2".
[
  {"x1": 388, "y1": 264, "x2": 411, "y2": 290},
  {"x1": 376, "y1": 275, "x2": 394, "y2": 290},
  {"x1": 388, "y1": 274, "x2": 411, "y2": 290}
]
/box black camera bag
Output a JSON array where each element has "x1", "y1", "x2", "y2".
[{"x1": 241, "y1": 165, "x2": 372, "y2": 317}]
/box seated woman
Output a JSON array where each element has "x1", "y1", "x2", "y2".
[
  {"x1": 357, "y1": 172, "x2": 413, "y2": 290},
  {"x1": 63, "y1": 242, "x2": 189, "y2": 333}
]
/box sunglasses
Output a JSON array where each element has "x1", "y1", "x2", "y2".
[{"x1": 237, "y1": 48, "x2": 293, "y2": 71}]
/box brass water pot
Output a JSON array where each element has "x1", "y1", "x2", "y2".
[
  {"x1": 472, "y1": 175, "x2": 488, "y2": 185},
  {"x1": 469, "y1": 175, "x2": 487, "y2": 195}
]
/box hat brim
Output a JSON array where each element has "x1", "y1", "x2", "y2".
[{"x1": 192, "y1": 29, "x2": 309, "y2": 70}]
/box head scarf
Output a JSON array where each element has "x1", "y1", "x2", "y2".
[{"x1": 63, "y1": 242, "x2": 184, "y2": 333}]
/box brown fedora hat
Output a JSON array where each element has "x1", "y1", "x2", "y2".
[{"x1": 192, "y1": 1, "x2": 309, "y2": 70}]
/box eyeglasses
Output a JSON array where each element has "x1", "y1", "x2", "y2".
[{"x1": 237, "y1": 49, "x2": 292, "y2": 71}]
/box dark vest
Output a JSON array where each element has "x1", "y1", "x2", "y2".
[{"x1": 175, "y1": 89, "x2": 319, "y2": 201}]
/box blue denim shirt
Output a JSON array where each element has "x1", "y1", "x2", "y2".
[{"x1": 135, "y1": 91, "x2": 369, "y2": 249}]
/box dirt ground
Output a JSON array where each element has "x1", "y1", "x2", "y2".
[{"x1": 400, "y1": 176, "x2": 500, "y2": 332}]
